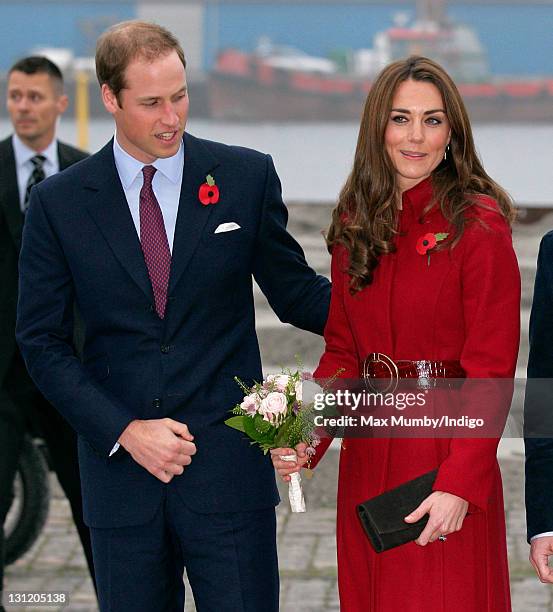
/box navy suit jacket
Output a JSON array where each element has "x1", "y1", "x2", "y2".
[
  {"x1": 16, "y1": 133, "x2": 330, "y2": 528},
  {"x1": 525, "y1": 231, "x2": 553, "y2": 540}
]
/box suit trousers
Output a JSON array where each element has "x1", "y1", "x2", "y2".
[
  {"x1": 0, "y1": 351, "x2": 96, "y2": 591},
  {"x1": 90, "y1": 484, "x2": 279, "y2": 612}
]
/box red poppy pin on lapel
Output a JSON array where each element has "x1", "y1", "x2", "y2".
[
  {"x1": 199, "y1": 174, "x2": 219, "y2": 206},
  {"x1": 416, "y1": 232, "x2": 449, "y2": 266}
]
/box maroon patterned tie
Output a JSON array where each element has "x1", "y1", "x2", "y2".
[{"x1": 139, "y1": 165, "x2": 171, "y2": 318}]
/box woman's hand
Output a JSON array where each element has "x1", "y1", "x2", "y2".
[
  {"x1": 270, "y1": 442, "x2": 310, "y2": 482},
  {"x1": 404, "y1": 490, "x2": 469, "y2": 546}
]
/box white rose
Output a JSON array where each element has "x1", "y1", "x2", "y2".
[
  {"x1": 259, "y1": 392, "x2": 288, "y2": 423},
  {"x1": 266, "y1": 374, "x2": 290, "y2": 392}
]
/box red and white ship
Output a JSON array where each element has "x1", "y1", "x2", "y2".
[{"x1": 208, "y1": 0, "x2": 553, "y2": 122}]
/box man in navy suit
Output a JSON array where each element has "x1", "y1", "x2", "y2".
[
  {"x1": 16, "y1": 20, "x2": 330, "y2": 611},
  {"x1": 525, "y1": 232, "x2": 553, "y2": 583}
]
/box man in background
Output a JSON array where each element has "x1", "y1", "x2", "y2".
[{"x1": 0, "y1": 56, "x2": 95, "y2": 598}]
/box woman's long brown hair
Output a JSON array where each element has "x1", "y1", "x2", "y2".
[{"x1": 327, "y1": 55, "x2": 515, "y2": 294}]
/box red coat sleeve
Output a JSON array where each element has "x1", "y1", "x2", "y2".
[
  {"x1": 432, "y1": 202, "x2": 521, "y2": 510},
  {"x1": 310, "y1": 246, "x2": 359, "y2": 468}
]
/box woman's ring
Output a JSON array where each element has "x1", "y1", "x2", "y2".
[{"x1": 438, "y1": 535, "x2": 447, "y2": 542}]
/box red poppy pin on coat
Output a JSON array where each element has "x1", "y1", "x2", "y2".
[
  {"x1": 199, "y1": 174, "x2": 219, "y2": 206},
  {"x1": 416, "y1": 232, "x2": 449, "y2": 266}
]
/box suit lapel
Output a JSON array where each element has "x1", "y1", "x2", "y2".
[
  {"x1": 58, "y1": 142, "x2": 74, "y2": 171},
  {"x1": 168, "y1": 133, "x2": 220, "y2": 293},
  {"x1": 82, "y1": 134, "x2": 220, "y2": 301},
  {"x1": 83, "y1": 141, "x2": 153, "y2": 301},
  {"x1": 57, "y1": 141, "x2": 87, "y2": 169},
  {"x1": 0, "y1": 138, "x2": 25, "y2": 251}
]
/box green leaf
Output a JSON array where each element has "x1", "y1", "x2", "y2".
[
  {"x1": 274, "y1": 419, "x2": 292, "y2": 448},
  {"x1": 434, "y1": 232, "x2": 449, "y2": 242},
  {"x1": 225, "y1": 416, "x2": 245, "y2": 433},
  {"x1": 253, "y1": 413, "x2": 272, "y2": 433},
  {"x1": 243, "y1": 416, "x2": 261, "y2": 440},
  {"x1": 243, "y1": 414, "x2": 275, "y2": 444},
  {"x1": 206, "y1": 174, "x2": 216, "y2": 186}
]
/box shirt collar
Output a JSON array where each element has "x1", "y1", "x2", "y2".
[
  {"x1": 12, "y1": 133, "x2": 58, "y2": 169},
  {"x1": 113, "y1": 134, "x2": 184, "y2": 189}
]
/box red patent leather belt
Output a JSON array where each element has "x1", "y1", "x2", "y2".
[{"x1": 362, "y1": 352, "x2": 465, "y2": 392}]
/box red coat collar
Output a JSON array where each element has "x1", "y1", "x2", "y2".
[{"x1": 401, "y1": 176, "x2": 434, "y2": 216}]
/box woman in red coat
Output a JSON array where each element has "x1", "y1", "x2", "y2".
[{"x1": 272, "y1": 56, "x2": 520, "y2": 611}]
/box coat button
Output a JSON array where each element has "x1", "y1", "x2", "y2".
[
  {"x1": 160, "y1": 345, "x2": 170, "y2": 354},
  {"x1": 147, "y1": 304, "x2": 155, "y2": 312},
  {"x1": 152, "y1": 398, "x2": 161, "y2": 409}
]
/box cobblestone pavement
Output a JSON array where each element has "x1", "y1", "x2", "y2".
[
  {"x1": 4, "y1": 449, "x2": 551, "y2": 612},
  {"x1": 4, "y1": 205, "x2": 553, "y2": 611}
]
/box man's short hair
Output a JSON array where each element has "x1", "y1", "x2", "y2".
[
  {"x1": 95, "y1": 20, "x2": 186, "y2": 105},
  {"x1": 9, "y1": 56, "x2": 64, "y2": 92}
]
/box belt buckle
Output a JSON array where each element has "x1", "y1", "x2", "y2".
[
  {"x1": 414, "y1": 360, "x2": 434, "y2": 391},
  {"x1": 363, "y1": 352, "x2": 399, "y2": 393}
]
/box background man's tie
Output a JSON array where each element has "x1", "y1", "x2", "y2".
[
  {"x1": 139, "y1": 165, "x2": 172, "y2": 318},
  {"x1": 23, "y1": 154, "x2": 46, "y2": 211}
]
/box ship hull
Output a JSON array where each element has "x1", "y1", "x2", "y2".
[{"x1": 209, "y1": 72, "x2": 553, "y2": 123}]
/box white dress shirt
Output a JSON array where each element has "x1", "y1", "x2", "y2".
[
  {"x1": 112, "y1": 135, "x2": 184, "y2": 253},
  {"x1": 12, "y1": 134, "x2": 59, "y2": 211},
  {"x1": 109, "y1": 135, "x2": 184, "y2": 456}
]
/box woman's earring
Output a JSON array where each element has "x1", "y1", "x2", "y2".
[{"x1": 444, "y1": 145, "x2": 450, "y2": 161}]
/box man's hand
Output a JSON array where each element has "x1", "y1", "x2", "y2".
[
  {"x1": 530, "y1": 536, "x2": 553, "y2": 583},
  {"x1": 404, "y1": 490, "x2": 469, "y2": 546},
  {"x1": 270, "y1": 442, "x2": 309, "y2": 482},
  {"x1": 118, "y1": 418, "x2": 196, "y2": 483}
]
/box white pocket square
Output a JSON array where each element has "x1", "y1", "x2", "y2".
[{"x1": 214, "y1": 222, "x2": 241, "y2": 234}]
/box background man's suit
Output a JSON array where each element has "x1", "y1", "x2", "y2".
[
  {"x1": 525, "y1": 231, "x2": 553, "y2": 540},
  {"x1": 0, "y1": 136, "x2": 94, "y2": 588},
  {"x1": 16, "y1": 132, "x2": 330, "y2": 610}
]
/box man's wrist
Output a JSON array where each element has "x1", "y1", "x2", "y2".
[{"x1": 118, "y1": 419, "x2": 140, "y2": 449}]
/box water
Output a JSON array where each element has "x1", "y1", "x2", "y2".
[{"x1": 1, "y1": 118, "x2": 551, "y2": 205}]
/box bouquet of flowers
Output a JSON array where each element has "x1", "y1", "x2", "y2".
[{"x1": 225, "y1": 368, "x2": 320, "y2": 512}]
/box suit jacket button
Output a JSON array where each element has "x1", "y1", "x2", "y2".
[
  {"x1": 147, "y1": 304, "x2": 155, "y2": 312},
  {"x1": 160, "y1": 345, "x2": 170, "y2": 354},
  {"x1": 152, "y1": 398, "x2": 161, "y2": 409}
]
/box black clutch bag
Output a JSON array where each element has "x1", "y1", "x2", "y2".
[{"x1": 356, "y1": 469, "x2": 438, "y2": 553}]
